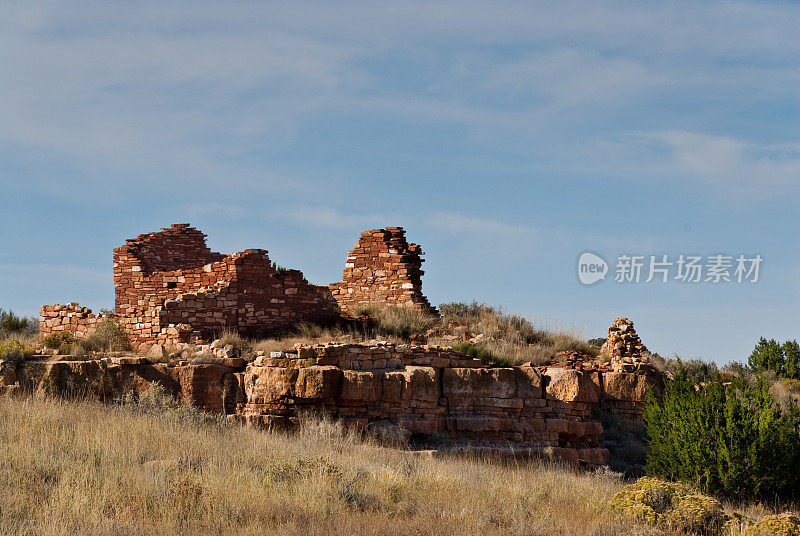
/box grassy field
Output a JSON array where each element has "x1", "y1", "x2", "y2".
[{"x1": 0, "y1": 394, "x2": 668, "y2": 536}]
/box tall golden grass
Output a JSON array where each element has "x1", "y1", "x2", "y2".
[{"x1": 0, "y1": 395, "x2": 666, "y2": 536}]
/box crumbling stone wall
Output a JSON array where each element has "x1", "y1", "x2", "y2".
[
  {"x1": 114, "y1": 224, "x2": 226, "y2": 313},
  {"x1": 39, "y1": 303, "x2": 115, "y2": 339},
  {"x1": 600, "y1": 317, "x2": 648, "y2": 372},
  {"x1": 42, "y1": 224, "x2": 443, "y2": 349},
  {"x1": 330, "y1": 227, "x2": 437, "y2": 316},
  {"x1": 42, "y1": 224, "x2": 341, "y2": 349},
  {"x1": 235, "y1": 343, "x2": 632, "y2": 466}
]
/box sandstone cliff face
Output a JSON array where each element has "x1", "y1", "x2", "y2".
[{"x1": 0, "y1": 343, "x2": 663, "y2": 469}]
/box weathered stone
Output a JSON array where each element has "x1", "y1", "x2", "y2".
[
  {"x1": 7, "y1": 325, "x2": 657, "y2": 469},
  {"x1": 244, "y1": 367, "x2": 298, "y2": 404},
  {"x1": 600, "y1": 318, "x2": 649, "y2": 372},
  {"x1": 330, "y1": 228, "x2": 437, "y2": 316},
  {"x1": 382, "y1": 370, "x2": 405, "y2": 402},
  {"x1": 145, "y1": 344, "x2": 168, "y2": 361},
  {"x1": 339, "y1": 370, "x2": 382, "y2": 402},
  {"x1": 295, "y1": 366, "x2": 341, "y2": 399},
  {"x1": 604, "y1": 369, "x2": 664, "y2": 402},
  {"x1": 402, "y1": 366, "x2": 439, "y2": 402},
  {"x1": 545, "y1": 368, "x2": 601, "y2": 403},
  {"x1": 176, "y1": 364, "x2": 230, "y2": 413},
  {"x1": 514, "y1": 367, "x2": 543, "y2": 398},
  {"x1": 442, "y1": 368, "x2": 516, "y2": 399}
]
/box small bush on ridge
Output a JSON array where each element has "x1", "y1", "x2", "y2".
[
  {"x1": 451, "y1": 341, "x2": 505, "y2": 366},
  {"x1": 352, "y1": 304, "x2": 436, "y2": 339},
  {"x1": 43, "y1": 331, "x2": 76, "y2": 353}
]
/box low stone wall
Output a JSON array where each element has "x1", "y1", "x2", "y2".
[
  {"x1": 0, "y1": 343, "x2": 663, "y2": 468},
  {"x1": 40, "y1": 303, "x2": 115, "y2": 339}
]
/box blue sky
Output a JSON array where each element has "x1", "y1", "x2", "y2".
[{"x1": 1, "y1": 1, "x2": 798, "y2": 363}]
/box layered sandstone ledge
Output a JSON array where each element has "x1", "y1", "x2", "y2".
[{"x1": 0, "y1": 342, "x2": 663, "y2": 468}]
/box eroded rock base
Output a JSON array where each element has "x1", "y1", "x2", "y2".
[{"x1": 0, "y1": 343, "x2": 663, "y2": 468}]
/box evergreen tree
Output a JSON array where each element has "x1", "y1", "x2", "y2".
[
  {"x1": 783, "y1": 340, "x2": 800, "y2": 380},
  {"x1": 645, "y1": 367, "x2": 800, "y2": 501},
  {"x1": 748, "y1": 337, "x2": 785, "y2": 375}
]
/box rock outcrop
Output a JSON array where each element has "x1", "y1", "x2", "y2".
[{"x1": 0, "y1": 341, "x2": 664, "y2": 468}]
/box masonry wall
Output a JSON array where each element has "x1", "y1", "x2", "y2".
[
  {"x1": 42, "y1": 224, "x2": 445, "y2": 349},
  {"x1": 330, "y1": 227, "x2": 437, "y2": 316},
  {"x1": 114, "y1": 223, "x2": 226, "y2": 314},
  {"x1": 40, "y1": 303, "x2": 114, "y2": 339},
  {"x1": 42, "y1": 224, "x2": 342, "y2": 349}
]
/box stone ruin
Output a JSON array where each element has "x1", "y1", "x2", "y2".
[
  {"x1": 24, "y1": 225, "x2": 666, "y2": 467},
  {"x1": 600, "y1": 317, "x2": 650, "y2": 372},
  {"x1": 329, "y1": 227, "x2": 437, "y2": 316},
  {"x1": 41, "y1": 224, "x2": 433, "y2": 349}
]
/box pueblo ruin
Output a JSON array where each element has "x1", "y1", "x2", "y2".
[{"x1": 2, "y1": 224, "x2": 664, "y2": 467}]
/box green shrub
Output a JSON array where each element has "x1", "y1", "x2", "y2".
[
  {"x1": 645, "y1": 367, "x2": 800, "y2": 501},
  {"x1": 451, "y1": 341, "x2": 504, "y2": 366},
  {"x1": 0, "y1": 308, "x2": 38, "y2": 336},
  {"x1": 43, "y1": 331, "x2": 76, "y2": 350},
  {"x1": 749, "y1": 337, "x2": 800, "y2": 380},
  {"x1": 81, "y1": 320, "x2": 131, "y2": 353},
  {"x1": 609, "y1": 476, "x2": 726, "y2": 533},
  {"x1": 0, "y1": 338, "x2": 35, "y2": 362}
]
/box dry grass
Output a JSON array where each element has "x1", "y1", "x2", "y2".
[
  {"x1": 0, "y1": 394, "x2": 667, "y2": 536},
  {"x1": 433, "y1": 302, "x2": 599, "y2": 366},
  {"x1": 244, "y1": 302, "x2": 598, "y2": 367}
]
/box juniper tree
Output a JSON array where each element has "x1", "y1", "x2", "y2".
[{"x1": 645, "y1": 366, "x2": 800, "y2": 501}]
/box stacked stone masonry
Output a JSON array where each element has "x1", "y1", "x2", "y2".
[
  {"x1": 0, "y1": 342, "x2": 663, "y2": 468},
  {"x1": 32, "y1": 225, "x2": 666, "y2": 465},
  {"x1": 41, "y1": 224, "x2": 366, "y2": 348},
  {"x1": 40, "y1": 224, "x2": 441, "y2": 348},
  {"x1": 600, "y1": 317, "x2": 649, "y2": 372},
  {"x1": 40, "y1": 303, "x2": 114, "y2": 339},
  {"x1": 329, "y1": 227, "x2": 437, "y2": 316}
]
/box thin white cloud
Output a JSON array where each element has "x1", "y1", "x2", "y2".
[
  {"x1": 179, "y1": 202, "x2": 251, "y2": 220},
  {"x1": 270, "y1": 206, "x2": 394, "y2": 230},
  {"x1": 646, "y1": 131, "x2": 800, "y2": 187},
  {"x1": 430, "y1": 212, "x2": 534, "y2": 237},
  {"x1": 0, "y1": 0, "x2": 798, "y2": 201}
]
